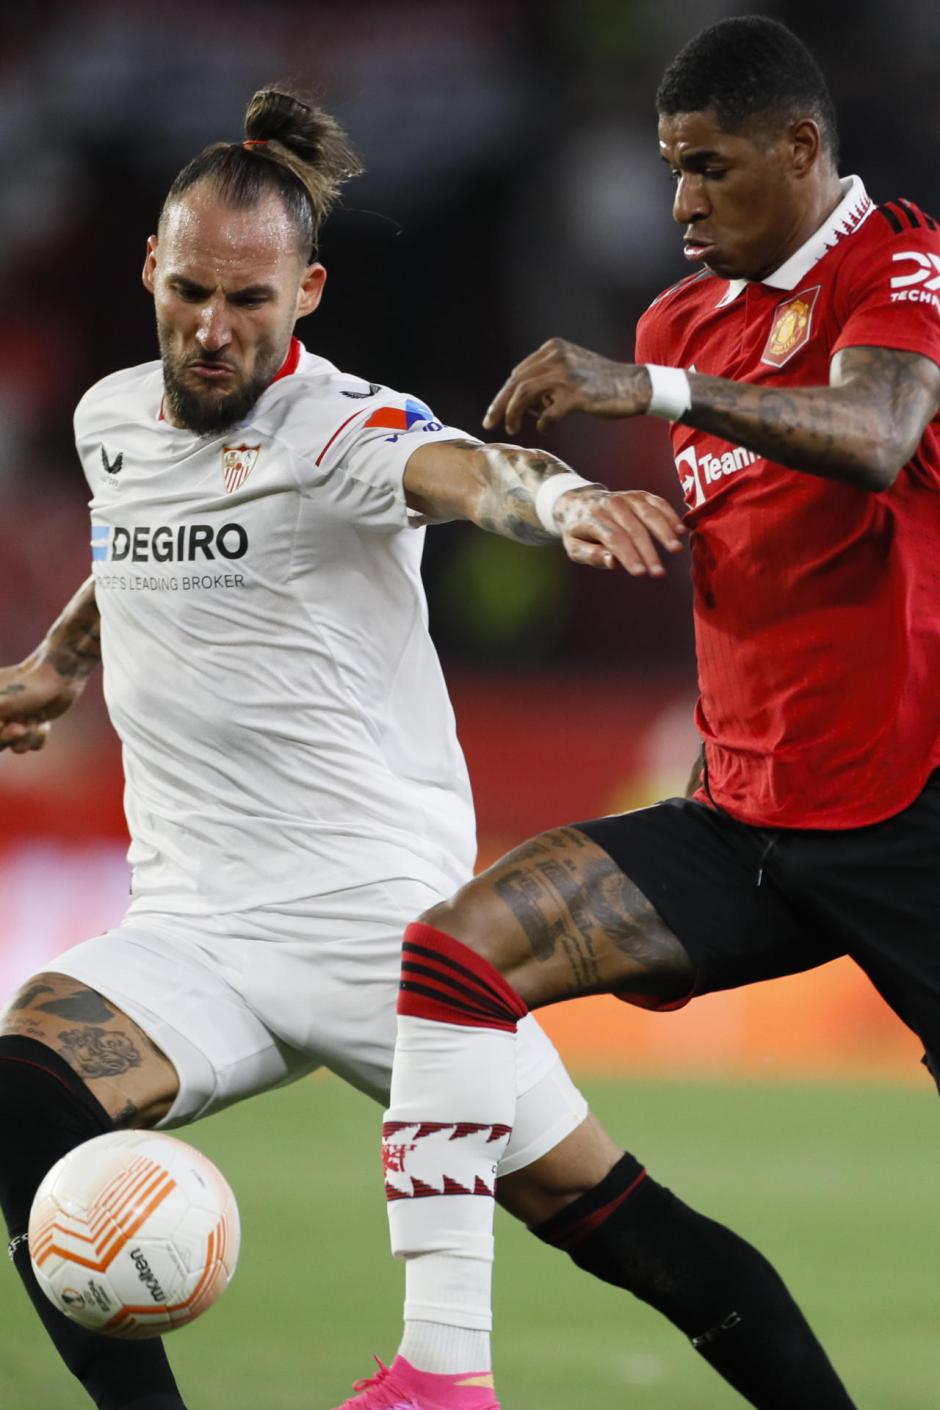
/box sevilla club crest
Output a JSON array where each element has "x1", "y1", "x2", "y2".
[
  {"x1": 761, "y1": 285, "x2": 821, "y2": 368},
  {"x1": 222, "y1": 443, "x2": 261, "y2": 494}
]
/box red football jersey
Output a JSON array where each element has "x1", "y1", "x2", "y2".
[{"x1": 636, "y1": 177, "x2": 940, "y2": 828}]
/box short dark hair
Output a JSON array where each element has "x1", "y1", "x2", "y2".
[
  {"x1": 656, "y1": 16, "x2": 839, "y2": 163},
  {"x1": 161, "y1": 86, "x2": 363, "y2": 259}
]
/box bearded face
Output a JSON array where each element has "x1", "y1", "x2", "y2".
[
  {"x1": 157, "y1": 318, "x2": 287, "y2": 435},
  {"x1": 143, "y1": 186, "x2": 325, "y2": 435}
]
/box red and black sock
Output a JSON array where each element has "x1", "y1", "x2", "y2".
[{"x1": 534, "y1": 1153, "x2": 857, "y2": 1409}]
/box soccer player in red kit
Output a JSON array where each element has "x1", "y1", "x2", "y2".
[
  {"x1": 336, "y1": 15, "x2": 940, "y2": 1410},
  {"x1": 0, "y1": 75, "x2": 862, "y2": 1410}
]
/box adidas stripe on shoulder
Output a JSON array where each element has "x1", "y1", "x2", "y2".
[{"x1": 876, "y1": 198, "x2": 939, "y2": 234}]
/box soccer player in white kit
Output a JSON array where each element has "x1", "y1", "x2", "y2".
[{"x1": 0, "y1": 86, "x2": 844, "y2": 1410}]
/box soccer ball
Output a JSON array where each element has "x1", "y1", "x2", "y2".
[{"x1": 29, "y1": 1130, "x2": 240, "y2": 1339}]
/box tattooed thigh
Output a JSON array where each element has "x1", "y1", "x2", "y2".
[
  {"x1": 0, "y1": 972, "x2": 179, "y2": 1128},
  {"x1": 464, "y1": 827, "x2": 694, "y2": 1003}
]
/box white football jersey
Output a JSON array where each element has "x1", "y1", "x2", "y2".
[{"x1": 75, "y1": 338, "x2": 479, "y2": 915}]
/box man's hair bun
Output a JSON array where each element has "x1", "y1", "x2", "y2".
[
  {"x1": 245, "y1": 88, "x2": 363, "y2": 194},
  {"x1": 162, "y1": 85, "x2": 363, "y2": 258}
]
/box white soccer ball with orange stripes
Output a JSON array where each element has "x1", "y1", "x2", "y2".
[{"x1": 28, "y1": 1130, "x2": 240, "y2": 1339}]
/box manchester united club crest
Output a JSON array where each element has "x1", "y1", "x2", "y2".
[
  {"x1": 221, "y1": 443, "x2": 261, "y2": 494},
  {"x1": 761, "y1": 286, "x2": 821, "y2": 368}
]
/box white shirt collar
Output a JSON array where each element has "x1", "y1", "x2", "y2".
[{"x1": 716, "y1": 175, "x2": 873, "y2": 307}]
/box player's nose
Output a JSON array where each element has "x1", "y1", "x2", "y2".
[
  {"x1": 672, "y1": 173, "x2": 710, "y2": 224},
  {"x1": 195, "y1": 299, "x2": 232, "y2": 352}
]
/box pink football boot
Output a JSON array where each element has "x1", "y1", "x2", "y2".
[{"x1": 331, "y1": 1356, "x2": 500, "y2": 1410}]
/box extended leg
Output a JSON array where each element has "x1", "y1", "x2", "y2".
[
  {"x1": 340, "y1": 827, "x2": 856, "y2": 1409},
  {"x1": 0, "y1": 973, "x2": 185, "y2": 1410},
  {"x1": 332, "y1": 829, "x2": 687, "y2": 1410}
]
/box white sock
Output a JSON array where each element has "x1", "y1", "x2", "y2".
[
  {"x1": 383, "y1": 1014, "x2": 517, "y2": 1361},
  {"x1": 399, "y1": 1315, "x2": 491, "y2": 1374}
]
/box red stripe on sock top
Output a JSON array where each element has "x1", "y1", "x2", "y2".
[
  {"x1": 549, "y1": 1168, "x2": 648, "y2": 1250},
  {"x1": 398, "y1": 922, "x2": 528, "y2": 1030}
]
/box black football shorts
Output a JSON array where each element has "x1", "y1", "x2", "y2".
[{"x1": 576, "y1": 769, "x2": 940, "y2": 1085}]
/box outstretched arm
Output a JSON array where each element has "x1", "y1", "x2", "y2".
[
  {"x1": 403, "y1": 438, "x2": 685, "y2": 577},
  {"x1": 0, "y1": 577, "x2": 101, "y2": 753},
  {"x1": 483, "y1": 339, "x2": 940, "y2": 491}
]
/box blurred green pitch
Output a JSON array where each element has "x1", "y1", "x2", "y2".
[{"x1": 2, "y1": 1074, "x2": 938, "y2": 1409}]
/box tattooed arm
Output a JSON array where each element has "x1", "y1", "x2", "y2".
[
  {"x1": 0, "y1": 576, "x2": 100, "y2": 753},
  {"x1": 484, "y1": 338, "x2": 940, "y2": 491},
  {"x1": 678, "y1": 347, "x2": 940, "y2": 489},
  {"x1": 404, "y1": 439, "x2": 685, "y2": 577}
]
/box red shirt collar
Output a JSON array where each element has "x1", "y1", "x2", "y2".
[{"x1": 271, "y1": 336, "x2": 302, "y2": 383}]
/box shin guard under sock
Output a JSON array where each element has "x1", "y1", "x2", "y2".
[
  {"x1": 385, "y1": 925, "x2": 526, "y2": 1350},
  {"x1": 0, "y1": 1035, "x2": 186, "y2": 1410},
  {"x1": 534, "y1": 1153, "x2": 856, "y2": 1410}
]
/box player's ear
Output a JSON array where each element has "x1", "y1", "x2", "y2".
[
  {"x1": 142, "y1": 236, "x2": 159, "y2": 296},
  {"x1": 789, "y1": 118, "x2": 821, "y2": 177},
  {"x1": 296, "y1": 262, "x2": 326, "y2": 319}
]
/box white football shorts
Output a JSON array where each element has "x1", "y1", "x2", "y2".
[{"x1": 46, "y1": 878, "x2": 587, "y2": 1176}]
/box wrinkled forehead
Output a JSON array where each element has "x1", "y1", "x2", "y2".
[{"x1": 158, "y1": 187, "x2": 304, "y2": 279}]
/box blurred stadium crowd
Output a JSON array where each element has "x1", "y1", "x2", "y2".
[
  {"x1": 2, "y1": 0, "x2": 938, "y2": 664},
  {"x1": 0, "y1": 0, "x2": 937, "y2": 1064}
]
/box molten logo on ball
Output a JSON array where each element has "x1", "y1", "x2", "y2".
[{"x1": 28, "y1": 1130, "x2": 240, "y2": 1339}]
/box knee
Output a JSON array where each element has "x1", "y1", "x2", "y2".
[
  {"x1": 417, "y1": 889, "x2": 510, "y2": 968},
  {"x1": 497, "y1": 1113, "x2": 624, "y2": 1226}
]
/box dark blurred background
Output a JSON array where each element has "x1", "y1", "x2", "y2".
[
  {"x1": 4, "y1": 0, "x2": 938, "y2": 667},
  {"x1": 0, "y1": 0, "x2": 936, "y2": 1073}
]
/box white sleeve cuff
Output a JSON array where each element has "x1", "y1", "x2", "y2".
[
  {"x1": 534, "y1": 472, "x2": 598, "y2": 535},
  {"x1": 645, "y1": 365, "x2": 692, "y2": 422}
]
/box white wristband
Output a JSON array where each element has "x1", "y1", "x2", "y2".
[
  {"x1": 534, "y1": 472, "x2": 597, "y2": 535},
  {"x1": 645, "y1": 364, "x2": 692, "y2": 421}
]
